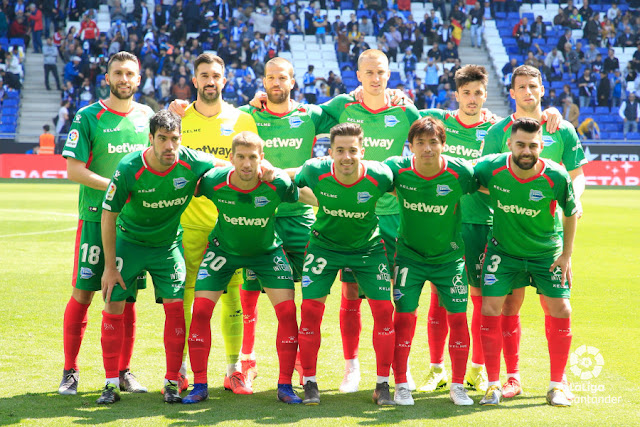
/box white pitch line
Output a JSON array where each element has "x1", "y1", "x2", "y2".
[
  {"x1": 0, "y1": 227, "x2": 77, "y2": 238},
  {"x1": 0, "y1": 209, "x2": 77, "y2": 218}
]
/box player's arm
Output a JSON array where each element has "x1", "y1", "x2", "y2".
[
  {"x1": 480, "y1": 127, "x2": 503, "y2": 156},
  {"x1": 541, "y1": 107, "x2": 562, "y2": 133},
  {"x1": 101, "y1": 209, "x2": 126, "y2": 303},
  {"x1": 248, "y1": 91, "x2": 268, "y2": 109},
  {"x1": 168, "y1": 99, "x2": 190, "y2": 117},
  {"x1": 550, "y1": 211, "x2": 577, "y2": 287},
  {"x1": 298, "y1": 186, "x2": 318, "y2": 206},
  {"x1": 568, "y1": 167, "x2": 585, "y2": 218},
  {"x1": 67, "y1": 157, "x2": 111, "y2": 191},
  {"x1": 285, "y1": 166, "x2": 301, "y2": 181}
]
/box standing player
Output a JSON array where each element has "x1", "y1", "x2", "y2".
[
  {"x1": 235, "y1": 58, "x2": 335, "y2": 386},
  {"x1": 97, "y1": 110, "x2": 227, "y2": 404},
  {"x1": 59, "y1": 51, "x2": 153, "y2": 395},
  {"x1": 481, "y1": 65, "x2": 586, "y2": 400},
  {"x1": 388, "y1": 117, "x2": 477, "y2": 406},
  {"x1": 293, "y1": 123, "x2": 397, "y2": 406},
  {"x1": 320, "y1": 49, "x2": 421, "y2": 393},
  {"x1": 475, "y1": 117, "x2": 578, "y2": 407},
  {"x1": 177, "y1": 53, "x2": 258, "y2": 394},
  {"x1": 183, "y1": 132, "x2": 307, "y2": 405}
]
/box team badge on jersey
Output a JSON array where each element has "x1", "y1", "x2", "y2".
[
  {"x1": 384, "y1": 115, "x2": 399, "y2": 127},
  {"x1": 529, "y1": 189, "x2": 544, "y2": 202},
  {"x1": 254, "y1": 196, "x2": 270, "y2": 207},
  {"x1": 220, "y1": 125, "x2": 233, "y2": 136},
  {"x1": 301, "y1": 275, "x2": 313, "y2": 287},
  {"x1": 173, "y1": 177, "x2": 188, "y2": 190},
  {"x1": 542, "y1": 135, "x2": 555, "y2": 147},
  {"x1": 197, "y1": 269, "x2": 210, "y2": 280},
  {"x1": 357, "y1": 191, "x2": 372, "y2": 203},
  {"x1": 80, "y1": 267, "x2": 95, "y2": 279},
  {"x1": 393, "y1": 288, "x2": 404, "y2": 301},
  {"x1": 134, "y1": 123, "x2": 147, "y2": 133},
  {"x1": 289, "y1": 116, "x2": 303, "y2": 128},
  {"x1": 436, "y1": 184, "x2": 452, "y2": 196},
  {"x1": 66, "y1": 129, "x2": 80, "y2": 148},
  {"x1": 484, "y1": 274, "x2": 498, "y2": 286},
  {"x1": 476, "y1": 129, "x2": 487, "y2": 141},
  {"x1": 106, "y1": 182, "x2": 117, "y2": 201}
]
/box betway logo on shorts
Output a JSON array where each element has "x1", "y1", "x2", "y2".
[
  {"x1": 265, "y1": 137, "x2": 303, "y2": 149},
  {"x1": 223, "y1": 213, "x2": 268, "y2": 227},
  {"x1": 443, "y1": 144, "x2": 481, "y2": 158},
  {"x1": 403, "y1": 199, "x2": 448, "y2": 215},
  {"x1": 322, "y1": 206, "x2": 368, "y2": 219},
  {"x1": 143, "y1": 196, "x2": 189, "y2": 209},
  {"x1": 108, "y1": 143, "x2": 146, "y2": 154},
  {"x1": 496, "y1": 200, "x2": 541, "y2": 217},
  {"x1": 364, "y1": 137, "x2": 393, "y2": 150}
]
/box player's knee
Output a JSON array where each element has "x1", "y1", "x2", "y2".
[
  {"x1": 548, "y1": 298, "x2": 571, "y2": 318},
  {"x1": 72, "y1": 287, "x2": 94, "y2": 305},
  {"x1": 342, "y1": 281, "x2": 359, "y2": 299}
]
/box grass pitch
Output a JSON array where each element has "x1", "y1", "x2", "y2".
[{"x1": 0, "y1": 183, "x2": 638, "y2": 426}]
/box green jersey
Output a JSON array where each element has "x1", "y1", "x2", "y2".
[
  {"x1": 386, "y1": 155, "x2": 477, "y2": 264},
  {"x1": 321, "y1": 94, "x2": 421, "y2": 215},
  {"x1": 238, "y1": 102, "x2": 335, "y2": 217},
  {"x1": 482, "y1": 114, "x2": 588, "y2": 170},
  {"x1": 197, "y1": 167, "x2": 299, "y2": 257},
  {"x1": 474, "y1": 153, "x2": 578, "y2": 258},
  {"x1": 295, "y1": 158, "x2": 394, "y2": 251},
  {"x1": 420, "y1": 109, "x2": 495, "y2": 225},
  {"x1": 62, "y1": 100, "x2": 154, "y2": 222},
  {"x1": 102, "y1": 146, "x2": 215, "y2": 247}
]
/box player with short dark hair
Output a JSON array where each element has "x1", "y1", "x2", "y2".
[
  {"x1": 293, "y1": 122, "x2": 397, "y2": 406},
  {"x1": 59, "y1": 51, "x2": 153, "y2": 396},
  {"x1": 183, "y1": 131, "x2": 308, "y2": 405},
  {"x1": 387, "y1": 117, "x2": 478, "y2": 406},
  {"x1": 476, "y1": 117, "x2": 578, "y2": 407},
  {"x1": 97, "y1": 109, "x2": 227, "y2": 404}
]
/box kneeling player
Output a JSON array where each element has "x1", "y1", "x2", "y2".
[
  {"x1": 475, "y1": 118, "x2": 578, "y2": 407},
  {"x1": 98, "y1": 110, "x2": 227, "y2": 404},
  {"x1": 184, "y1": 132, "x2": 304, "y2": 404},
  {"x1": 293, "y1": 123, "x2": 397, "y2": 406},
  {"x1": 388, "y1": 117, "x2": 477, "y2": 406}
]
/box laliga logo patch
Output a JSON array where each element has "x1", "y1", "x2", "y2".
[
  {"x1": 436, "y1": 184, "x2": 452, "y2": 196},
  {"x1": 357, "y1": 191, "x2": 372, "y2": 204},
  {"x1": 484, "y1": 274, "x2": 498, "y2": 285},
  {"x1": 66, "y1": 129, "x2": 80, "y2": 148},
  {"x1": 245, "y1": 269, "x2": 257, "y2": 280},
  {"x1": 220, "y1": 125, "x2": 233, "y2": 136},
  {"x1": 197, "y1": 269, "x2": 210, "y2": 280},
  {"x1": 393, "y1": 288, "x2": 404, "y2": 301},
  {"x1": 476, "y1": 129, "x2": 487, "y2": 141},
  {"x1": 80, "y1": 267, "x2": 95, "y2": 279},
  {"x1": 301, "y1": 275, "x2": 313, "y2": 287},
  {"x1": 384, "y1": 115, "x2": 399, "y2": 127},
  {"x1": 288, "y1": 116, "x2": 303, "y2": 128},
  {"x1": 173, "y1": 177, "x2": 188, "y2": 190},
  {"x1": 529, "y1": 189, "x2": 544, "y2": 202},
  {"x1": 542, "y1": 135, "x2": 554, "y2": 147},
  {"x1": 106, "y1": 182, "x2": 117, "y2": 201},
  {"x1": 254, "y1": 196, "x2": 270, "y2": 207}
]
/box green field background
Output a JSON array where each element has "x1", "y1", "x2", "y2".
[{"x1": 0, "y1": 183, "x2": 638, "y2": 426}]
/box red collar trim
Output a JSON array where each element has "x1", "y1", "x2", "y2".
[
  {"x1": 99, "y1": 99, "x2": 133, "y2": 117},
  {"x1": 411, "y1": 155, "x2": 447, "y2": 180},
  {"x1": 453, "y1": 111, "x2": 485, "y2": 128},
  {"x1": 507, "y1": 154, "x2": 546, "y2": 184},
  {"x1": 331, "y1": 162, "x2": 367, "y2": 187},
  {"x1": 141, "y1": 148, "x2": 178, "y2": 176},
  {"x1": 227, "y1": 170, "x2": 261, "y2": 193}
]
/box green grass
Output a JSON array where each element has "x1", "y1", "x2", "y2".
[{"x1": 0, "y1": 183, "x2": 639, "y2": 426}]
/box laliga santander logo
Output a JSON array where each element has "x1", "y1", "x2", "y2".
[{"x1": 570, "y1": 345, "x2": 604, "y2": 380}]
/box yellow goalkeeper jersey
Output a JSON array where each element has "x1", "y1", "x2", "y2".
[{"x1": 180, "y1": 101, "x2": 258, "y2": 230}]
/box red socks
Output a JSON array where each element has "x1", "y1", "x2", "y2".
[
  {"x1": 240, "y1": 289, "x2": 260, "y2": 355},
  {"x1": 274, "y1": 300, "x2": 298, "y2": 384},
  {"x1": 447, "y1": 312, "x2": 470, "y2": 384},
  {"x1": 63, "y1": 297, "x2": 89, "y2": 371},
  {"x1": 188, "y1": 297, "x2": 216, "y2": 384},
  {"x1": 119, "y1": 302, "x2": 136, "y2": 372},
  {"x1": 502, "y1": 314, "x2": 521, "y2": 376},
  {"x1": 470, "y1": 295, "x2": 484, "y2": 365},
  {"x1": 101, "y1": 311, "x2": 124, "y2": 379},
  {"x1": 298, "y1": 299, "x2": 325, "y2": 377},
  {"x1": 481, "y1": 315, "x2": 502, "y2": 383},
  {"x1": 393, "y1": 311, "x2": 417, "y2": 384},
  {"x1": 163, "y1": 301, "x2": 186, "y2": 382},
  {"x1": 368, "y1": 299, "x2": 395, "y2": 377},
  {"x1": 339, "y1": 294, "x2": 362, "y2": 360},
  {"x1": 548, "y1": 316, "x2": 572, "y2": 383},
  {"x1": 428, "y1": 293, "x2": 448, "y2": 364}
]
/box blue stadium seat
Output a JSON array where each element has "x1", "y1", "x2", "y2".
[
  {"x1": 3, "y1": 98, "x2": 18, "y2": 107},
  {"x1": 390, "y1": 71, "x2": 401, "y2": 81},
  {"x1": 342, "y1": 70, "x2": 356, "y2": 79},
  {"x1": 495, "y1": 12, "x2": 507, "y2": 20},
  {"x1": 9, "y1": 37, "x2": 25, "y2": 48},
  {"x1": 2, "y1": 107, "x2": 17, "y2": 116},
  {"x1": 0, "y1": 124, "x2": 16, "y2": 133},
  {"x1": 5, "y1": 91, "x2": 19, "y2": 99},
  {"x1": 608, "y1": 132, "x2": 624, "y2": 140},
  {"x1": 78, "y1": 100, "x2": 90, "y2": 108},
  {"x1": 595, "y1": 106, "x2": 610, "y2": 114},
  {"x1": 1, "y1": 116, "x2": 17, "y2": 125},
  {"x1": 522, "y1": 13, "x2": 534, "y2": 20},
  {"x1": 626, "y1": 132, "x2": 640, "y2": 140}
]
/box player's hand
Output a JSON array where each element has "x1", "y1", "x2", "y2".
[
  {"x1": 168, "y1": 99, "x2": 189, "y2": 118},
  {"x1": 259, "y1": 159, "x2": 276, "y2": 182},
  {"x1": 481, "y1": 108, "x2": 501, "y2": 123},
  {"x1": 350, "y1": 85, "x2": 364, "y2": 102},
  {"x1": 542, "y1": 107, "x2": 562, "y2": 133},
  {"x1": 249, "y1": 91, "x2": 268, "y2": 108},
  {"x1": 388, "y1": 88, "x2": 414, "y2": 106},
  {"x1": 102, "y1": 267, "x2": 126, "y2": 303},
  {"x1": 550, "y1": 253, "x2": 572, "y2": 288},
  {"x1": 575, "y1": 200, "x2": 583, "y2": 219}
]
